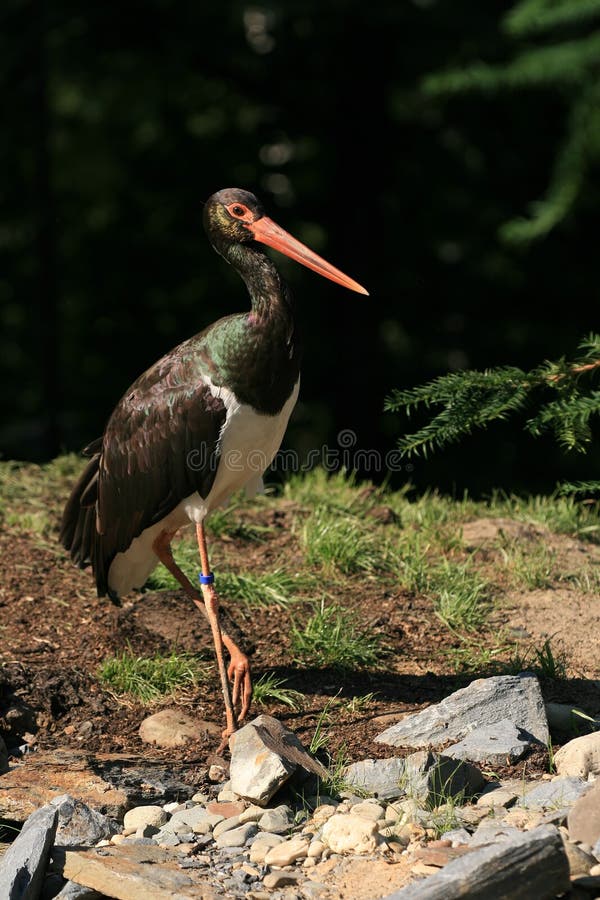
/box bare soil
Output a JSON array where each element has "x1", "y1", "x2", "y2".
[{"x1": 1, "y1": 469, "x2": 600, "y2": 779}]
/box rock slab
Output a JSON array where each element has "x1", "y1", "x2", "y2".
[
  {"x1": 0, "y1": 803, "x2": 58, "y2": 899},
  {"x1": 376, "y1": 674, "x2": 549, "y2": 747},
  {"x1": 381, "y1": 824, "x2": 569, "y2": 899},
  {"x1": 54, "y1": 843, "x2": 213, "y2": 900},
  {"x1": 229, "y1": 715, "x2": 326, "y2": 806},
  {"x1": 445, "y1": 718, "x2": 531, "y2": 765},
  {"x1": 343, "y1": 757, "x2": 406, "y2": 800}
]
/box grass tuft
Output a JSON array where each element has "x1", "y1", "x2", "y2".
[
  {"x1": 252, "y1": 673, "x2": 304, "y2": 709},
  {"x1": 98, "y1": 648, "x2": 210, "y2": 703},
  {"x1": 301, "y1": 507, "x2": 396, "y2": 575},
  {"x1": 291, "y1": 600, "x2": 381, "y2": 670}
]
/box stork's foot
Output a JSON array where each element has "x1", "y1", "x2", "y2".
[{"x1": 226, "y1": 646, "x2": 252, "y2": 724}]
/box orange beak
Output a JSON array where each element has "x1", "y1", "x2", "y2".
[{"x1": 249, "y1": 216, "x2": 369, "y2": 296}]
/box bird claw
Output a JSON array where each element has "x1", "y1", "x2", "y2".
[{"x1": 227, "y1": 651, "x2": 252, "y2": 724}]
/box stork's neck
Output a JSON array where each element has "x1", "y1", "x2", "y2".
[{"x1": 223, "y1": 242, "x2": 294, "y2": 323}]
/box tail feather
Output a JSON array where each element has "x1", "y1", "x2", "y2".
[{"x1": 60, "y1": 447, "x2": 111, "y2": 597}]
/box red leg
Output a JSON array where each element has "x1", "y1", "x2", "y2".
[{"x1": 151, "y1": 529, "x2": 252, "y2": 748}]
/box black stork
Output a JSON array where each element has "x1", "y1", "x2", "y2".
[{"x1": 61, "y1": 188, "x2": 368, "y2": 749}]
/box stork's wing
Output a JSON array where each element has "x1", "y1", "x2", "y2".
[{"x1": 61, "y1": 346, "x2": 227, "y2": 596}]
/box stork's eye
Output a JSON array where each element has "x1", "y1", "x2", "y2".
[{"x1": 228, "y1": 203, "x2": 250, "y2": 219}]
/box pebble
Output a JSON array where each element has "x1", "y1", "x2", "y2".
[
  {"x1": 215, "y1": 823, "x2": 258, "y2": 849},
  {"x1": 322, "y1": 813, "x2": 380, "y2": 854},
  {"x1": 258, "y1": 805, "x2": 294, "y2": 833},
  {"x1": 163, "y1": 801, "x2": 182, "y2": 813},
  {"x1": 307, "y1": 840, "x2": 326, "y2": 858},
  {"x1": 191, "y1": 792, "x2": 210, "y2": 804},
  {"x1": 350, "y1": 801, "x2": 386, "y2": 822},
  {"x1": 249, "y1": 833, "x2": 285, "y2": 863},
  {"x1": 122, "y1": 805, "x2": 168, "y2": 831},
  {"x1": 207, "y1": 800, "x2": 246, "y2": 819},
  {"x1": 213, "y1": 815, "x2": 242, "y2": 838},
  {"x1": 209, "y1": 764, "x2": 228, "y2": 782},
  {"x1": 239, "y1": 804, "x2": 265, "y2": 824},
  {"x1": 264, "y1": 837, "x2": 310, "y2": 866},
  {"x1": 263, "y1": 871, "x2": 302, "y2": 889}
]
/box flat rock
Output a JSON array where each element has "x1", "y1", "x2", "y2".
[
  {"x1": 167, "y1": 807, "x2": 224, "y2": 831},
  {"x1": 322, "y1": 813, "x2": 381, "y2": 854},
  {"x1": 516, "y1": 777, "x2": 591, "y2": 811},
  {"x1": 568, "y1": 779, "x2": 600, "y2": 846},
  {"x1": 402, "y1": 751, "x2": 485, "y2": 805},
  {"x1": 248, "y1": 832, "x2": 285, "y2": 863},
  {"x1": 51, "y1": 794, "x2": 119, "y2": 847},
  {"x1": 470, "y1": 821, "x2": 522, "y2": 846},
  {"x1": 54, "y1": 843, "x2": 215, "y2": 899},
  {"x1": 376, "y1": 674, "x2": 549, "y2": 748},
  {"x1": 0, "y1": 804, "x2": 58, "y2": 899},
  {"x1": 445, "y1": 719, "x2": 531, "y2": 765},
  {"x1": 0, "y1": 751, "x2": 130, "y2": 822},
  {"x1": 205, "y1": 800, "x2": 245, "y2": 819},
  {"x1": 476, "y1": 780, "x2": 522, "y2": 809},
  {"x1": 229, "y1": 715, "x2": 326, "y2": 806},
  {"x1": 264, "y1": 836, "x2": 310, "y2": 866},
  {"x1": 381, "y1": 824, "x2": 569, "y2": 899},
  {"x1": 0, "y1": 750, "x2": 201, "y2": 823},
  {"x1": 138, "y1": 709, "x2": 221, "y2": 748},
  {"x1": 554, "y1": 732, "x2": 600, "y2": 778},
  {"x1": 343, "y1": 757, "x2": 405, "y2": 800}
]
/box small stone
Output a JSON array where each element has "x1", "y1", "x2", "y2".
[
  {"x1": 123, "y1": 805, "x2": 168, "y2": 831},
  {"x1": 322, "y1": 813, "x2": 381, "y2": 854},
  {"x1": 264, "y1": 837, "x2": 309, "y2": 866},
  {"x1": 215, "y1": 822, "x2": 258, "y2": 848},
  {"x1": 169, "y1": 806, "x2": 224, "y2": 831},
  {"x1": 249, "y1": 833, "x2": 285, "y2": 863},
  {"x1": 217, "y1": 788, "x2": 239, "y2": 803},
  {"x1": 303, "y1": 857, "x2": 316, "y2": 868},
  {"x1": 555, "y1": 733, "x2": 600, "y2": 779},
  {"x1": 110, "y1": 834, "x2": 127, "y2": 845},
  {"x1": 441, "y1": 827, "x2": 472, "y2": 846},
  {"x1": 191, "y1": 792, "x2": 209, "y2": 804},
  {"x1": 153, "y1": 828, "x2": 181, "y2": 847},
  {"x1": 308, "y1": 839, "x2": 326, "y2": 858},
  {"x1": 568, "y1": 780, "x2": 600, "y2": 846},
  {"x1": 311, "y1": 804, "x2": 338, "y2": 823},
  {"x1": 208, "y1": 764, "x2": 228, "y2": 782},
  {"x1": 207, "y1": 800, "x2": 246, "y2": 818},
  {"x1": 239, "y1": 804, "x2": 264, "y2": 824},
  {"x1": 213, "y1": 814, "x2": 241, "y2": 838},
  {"x1": 562, "y1": 838, "x2": 596, "y2": 877},
  {"x1": 163, "y1": 801, "x2": 181, "y2": 813},
  {"x1": 590, "y1": 864, "x2": 600, "y2": 876},
  {"x1": 258, "y1": 805, "x2": 294, "y2": 834},
  {"x1": 350, "y1": 800, "x2": 386, "y2": 821},
  {"x1": 476, "y1": 780, "x2": 521, "y2": 809},
  {"x1": 138, "y1": 709, "x2": 220, "y2": 748},
  {"x1": 263, "y1": 871, "x2": 302, "y2": 889}
]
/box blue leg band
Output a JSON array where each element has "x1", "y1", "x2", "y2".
[{"x1": 199, "y1": 572, "x2": 215, "y2": 586}]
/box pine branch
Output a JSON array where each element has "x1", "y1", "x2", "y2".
[
  {"x1": 505, "y1": 0, "x2": 600, "y2": 36},
  {"x1": 386, "y1": 336, "x2": 600, "y2": 480}
]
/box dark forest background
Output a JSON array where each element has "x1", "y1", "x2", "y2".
[{"x1": 2, "y1": 0, "x2": 599, "y2": 495}]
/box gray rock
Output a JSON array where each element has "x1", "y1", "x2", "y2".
[
  {"x1": 381, "y1": 824, "x2": 569, "y2": 899},
  {"x1": 376, "y1": 674, "x2": 549, "y2": 748},
  {"x1": 153, "y1": 827, "x2": 181, "y2": 847},
  {"x1": 258, "y1": 804, "x2": 294, "y2": 833},
  {"x1": 50, "y1": 794, "x2": 118, "y2": 847},
  {"x1": 55, "y1": 880, "x2": 105, "y2": 898},
  {"x1": 402, "y1": 751, "x2": 486, "y2": 806},
  {"x1": 229, "y1": 715, "x2": 326, "y2": 806},
  {"x1": 0, "y1": 734, "x2": 8, "y2": 775},
  {"x1": 167, "y1": 805, "x2": 224, "y2": 831},
  {"x1": 476, "y1": 780, "x2": 522, "y2": 809},
  {"x1": 445, "y1": 719, "x2": 531, "y2": 765},
  {"x1": 343, "y1": 757, "x2": 405, "y2": 800},
  {"x1": 517, "y1": 777, "x2": 591, "y2": 811},
  {"x1": 567, "y1": 779, "x2": 600, "y2": 846},
  {"x1": 215, "y1": 823, "x2": 258, "y2": 848},
  {"x1": 0, "y1": 804, "x2": 58, "y2": 899},
  {"x1": 440, "y1": 827, "x2": 472, "y2": 846},
  {"x1": 470, "y1": 820, "x2": 522, "y2": 846}
]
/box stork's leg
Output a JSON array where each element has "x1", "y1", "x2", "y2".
[{"x1": 151, "y1": 530, "x2": 252, "y2": 748}]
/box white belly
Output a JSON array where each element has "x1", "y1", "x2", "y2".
[{"x1": 107, "y1": 378, "x2": 300, "y2": 596}]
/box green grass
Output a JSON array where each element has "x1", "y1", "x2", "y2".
[
  {"x1": 98, "y1": 648, "x2": 210, "y2": 702},
  {"x1": 252, "y1": 673, "x2": 304, "y2": 709},
  {"x1": 206, "y1": 504, "x2": 274, "y2": 542},
  {"x1": 430, "y1": 560, "x2": 491, "y2": 630},
  {"x1": 508, "y1": 636, "x2": 569, "y2": 680},
  {"x1": 497, "y1": 539, "x2": 558, "y2": 590},
  {"x1": 291, "y1": 600, "x2": 381, "y2": 670},
  {"x1": 301, "y1": 506, "x2": 396, "y2": 575}
]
